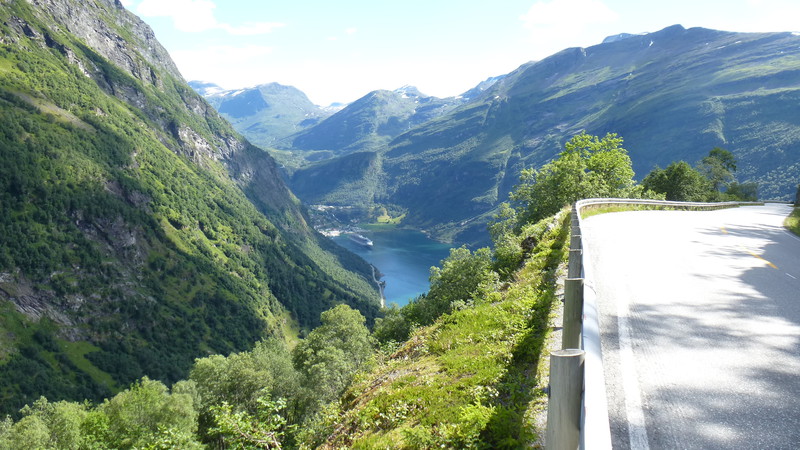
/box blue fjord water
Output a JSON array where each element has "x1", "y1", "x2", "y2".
[{"x1": 332, "y1": 229, "x2": 452, "y2": 307}]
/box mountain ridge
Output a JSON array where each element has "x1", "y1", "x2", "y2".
[
  {"x1": 0, "y1": 0, "x2": 379, "y2": 414},
  {"x1": 284, "y1": 24, "x2": 800, "y2": 244}
]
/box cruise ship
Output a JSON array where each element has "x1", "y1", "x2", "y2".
[{"x1": 348, "y1": 233, "x2": 373, "y2": 248}]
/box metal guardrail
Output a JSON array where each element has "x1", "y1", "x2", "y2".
[{"x1": 546, "y1": 199, "x2": 761, "y2": 450}]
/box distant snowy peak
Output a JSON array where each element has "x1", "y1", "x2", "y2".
[
  {"x1": 458, "y1": 75, "x2": 506, "y2": 101},
  {"x1": 393, "y1": 85, "x2": 427, "y2": 99},
  {"x1": 188, "y1": 80, "x2": 226, "y2": 96}
]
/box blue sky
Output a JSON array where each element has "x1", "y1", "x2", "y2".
[{"x1": 122, "y1": 0, "x2": 800, "y2": 105}]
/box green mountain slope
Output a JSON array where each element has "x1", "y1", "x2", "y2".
[
  {"x1": 196, "y1": 81, "x2": 332, "y2": 150},
  {"x1": 290, "y1": 87, "x2": 463, "y2": 156},
  {"x1": 291, "y1": 25, "x2": 800, "y2": 244},
  {"x1": 0, "y1": 0, "x2": 379, "y2": 416}
]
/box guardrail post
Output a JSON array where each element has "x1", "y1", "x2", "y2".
[
  {"x1": 568, "y1": 249, "x2": 582, "y2": 278},
  {"x1": 562, "y1": 278, "x2": 584, "y2": 349},
  {"x1": 546, "y1": 349, "x2": 585, "y2": 450},
  {"x1": 570, "y1": 233, "x2": 581, "y2": 250}
]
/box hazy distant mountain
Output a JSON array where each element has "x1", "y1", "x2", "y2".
[
  {"x1": 291, "y1": 25, "x2": 800, "y2": 244},
  {"x1": 289, "y1": 86, "x2": 464, "y2": 156},
  {"x1": 187, "y1": 80, "x2": 226, "y2": 96},
  {"x1": 458, "y1": 75, "x2": 506, "y2": 101},
  {"x1": 194, "y1": 82, "x2": 333, "y2": 148}
]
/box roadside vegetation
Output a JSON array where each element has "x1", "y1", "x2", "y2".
[
  {"x1": 642, "y1": 147, "x2": 758, "y2": 202},
  {"x1": 785, "y1": 204, "x2": 800, "y2": 237},
  {"x1": 0, "y1": 131, "x2": 768, "y2": 448}
]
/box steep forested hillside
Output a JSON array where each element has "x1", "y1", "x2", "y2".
[
  {"x1": 290, "y1": 25, "x2": 800, "y2": 244},
  {"x1": 0, "y1": 0, "x2": 378, "y2": 415}
]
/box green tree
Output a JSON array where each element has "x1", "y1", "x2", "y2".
[
  {"x1": 422, "y1": 246, "x2": 496, "y2": 320},
  {"x1": 725, "y1": 181, "x2": 759, "y2": 201},
  {"x1": 3, "y1": 415, "x2": 49, "y2": 450},
  {"x1": 795, "y1": 183, "x2": 799, "y2": 205},
  {"x1": 512, "y1": 132, "x2": 637, "y2": 223},
  {"x1": 372, "y1": 304, "x2": 413, "y2": 344},
  {"x1": 97, "y1": 377, "x2": 201, "y2": 449},
  {"x1": 209, "y1": 396, "x2": 290, "y2": 449},
  {"x1": 642, "y1": 161, "x2": 713, "y2": 201},
  {"x1": 190, "y1": 338, "x2": 300, "y2": 443},
  {"x1": 0, "y1": 397, "x2": 89, "y2": 449},
  {"x1": 699, "y1": 147, "x2": 737, "y2": 192},
  {"x1": 292, "y1": 305, "x2": 375, "y2": 410}
]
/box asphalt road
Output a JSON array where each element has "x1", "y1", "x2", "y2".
[{"x1": 582, "y1": 204, "x2": 800, "y2": 449}]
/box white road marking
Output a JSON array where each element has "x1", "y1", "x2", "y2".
[
  {"x1": 784, "y1": 229, "x2": 800, "y2": 244},
  {"x1": 618, "y1": 296, "x2": 650, "y2": 449},
  {"x1": 787, "y1": 273, "x2": 797, "y2": 280}
]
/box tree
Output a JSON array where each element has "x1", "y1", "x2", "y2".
[
  {"x1": 511, "y1": 132, "x2": 637, "y2": 223},
  {"x1": 699, "y1": 147, "x2": 737, "y2": 192},
  {"x1": 726, "y1": 181, "x2": 759, "y2": 201},
  {"x1": 292, "y1": 305, "x2": 375, "y2": 409},
  {"x1": 423, "y1": 246, "x2": 496, "y2": 319},
  {"x1": 795, "y1": 183, "x2": 800, "y2": 206},
  {"x1": 0, "y1": 398, "x2": 89, "y2": 450},
  {"x1": 209, "y1": 396, "x2": 290, "y2": 449},
  {"x1": 190, "y1": 338, "x2": 300, "y2": 444},
  {"x1": 98, "y1": 377, "x2": 201, "y2": 449},
  {"x1": 642, "y1": 161, "x2": 713, "y2": 201}
]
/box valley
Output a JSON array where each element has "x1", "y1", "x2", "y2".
[
  {"x1": 199, "y1": 24, "x2": 800, "y2": 246},
  {"x1": 1, "y1": 0, "x2": 799, "y2": 446}
]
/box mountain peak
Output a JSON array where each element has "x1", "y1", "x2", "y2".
[
  {"x1": 602, "y1": 32, "x2": 644, "y2": 44},
  {"x1": 188, "y1": 80, "x2": 225, "y2": 96},
  {"x1": 393, "y1": 85, "x2": 426, "y2": 98}
]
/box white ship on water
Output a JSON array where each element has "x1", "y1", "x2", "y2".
[{"x1": 348, "y1": 233, "x2": 373, "y2": 248}]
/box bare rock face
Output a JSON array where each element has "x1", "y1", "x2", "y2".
[
  {"x1": 18, "y1": 0, "x2": 301, "y2": 222},
  {"x1": 25, "y1": 0, "x2": 182, "y2": 84}
]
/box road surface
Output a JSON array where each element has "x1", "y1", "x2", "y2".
[{"x1": 582, "y1": 204, "x2": 800, "y2": 449}]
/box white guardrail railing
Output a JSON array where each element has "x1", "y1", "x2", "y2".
[{"x1": 545, "y1": 199, "x2": 763, "y2": 450}]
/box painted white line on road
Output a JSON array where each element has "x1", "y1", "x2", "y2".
[
  {"x1": 784, "y1": 230, "x2": 800, "y2": 244},
  {"x1": 618, "y1": 297, "x2": 650, "y2": 449},
  {"x1": 787, "y1": 273, "x2": 797, "y2": 280}
]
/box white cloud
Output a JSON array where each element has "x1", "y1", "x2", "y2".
[
  {"x1": 520, "y1": 0, "x2": 620, "y2": 59},
  {"x1": 135, "y1": 0, "x2": 283, "y2": 34},
  {"x1": 171, "y1": 45, "x2": 274, "y2": 87}
]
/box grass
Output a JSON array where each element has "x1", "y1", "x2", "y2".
[
  {"x1": 785, "y1": 207, "x2": 800, "y2": 236},
  {"x1": 61, "y1": 342, "x2": 118, "y2": 392},
  {"x1": 323, "y1": 211, "x2": 571, "y2": 448},
  {"x1": 579, "y1": 204, "x2": 676, "y2": 219},
  {"x1": 375, "y1": 212, "x2": 406, "y2": 225}
]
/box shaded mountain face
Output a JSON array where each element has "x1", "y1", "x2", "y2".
[
  {"x1": 0, "y1": 0, "x2": 378, "y2": 415},
  {"x1": 197, "y1": 82, "x2": 332, "y2": 149},
  {"x1": 291, "y1": 25, "x2": 800, "y2": 244},
  {"x1": 288, "y1": 86, "x2": 466, "y2": 156}
]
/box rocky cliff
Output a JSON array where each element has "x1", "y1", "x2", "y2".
[{"x1": 0, "y1": 0, "x2": 378, "y2": 415}]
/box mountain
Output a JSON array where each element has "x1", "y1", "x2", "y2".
[
  {"x1": 288, "y1": 86, "x2": 464, "y2": 157},
  {"x1": 0, "y1": 0, "x2": 379, "y2": 415},
  {"x1": 196, "y1": 82, "x2": 332, "y2": 150},
  {"x1": 290, "y1": 25, "x2": 800, "y2": 244},
  {"x1": 187, "y1": 80, "x2": 227, "y2": 96},
  {"x1": 458, "y1": 75, "x2": 506, "y2": 101}
]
